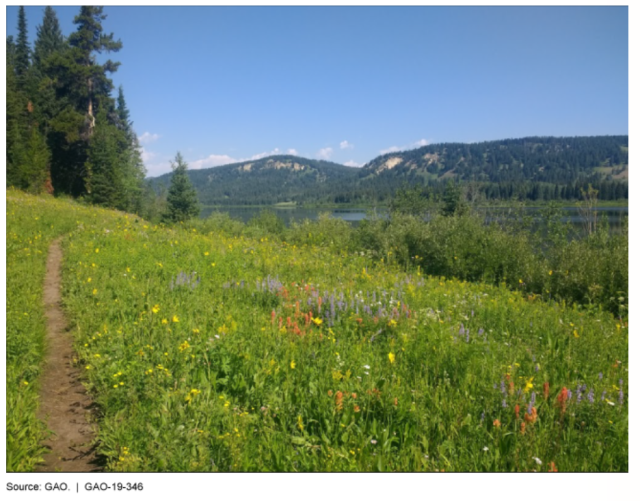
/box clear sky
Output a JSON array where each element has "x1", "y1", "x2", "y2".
[{"x1": 5, "y1": 5, "x2": 629, "y2": 178}]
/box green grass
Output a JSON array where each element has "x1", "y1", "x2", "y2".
[{"x1": 6, "y1": 191, "x2": 628, "y2": 471}]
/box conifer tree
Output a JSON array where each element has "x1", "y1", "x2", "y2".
[
  {"x1": 33, "y1": 6, "x2": 66, "y2": 70},
  {"x1": 115, "y1": 86, "x2": 146, "y2": 212},
  {"x1": 48, "y1": 6, "x2": 122, "y2": 196},
  {"x1": 162, "y1": 153, "x2": 201, "y2": 223},
  {"x1": 15, "y1": 7, "x2": 30, "y2": 83},
  {"x1": 86, "y1": 108, "x2": 123, "y2": 208}
]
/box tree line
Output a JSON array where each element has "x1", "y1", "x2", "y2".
[{"x1": 6, "y1": 6, "x2": 200, "y2": 223}]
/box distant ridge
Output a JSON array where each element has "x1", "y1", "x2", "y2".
[{"x1": 148, "y1": 136, "x2": 628, "y2": 205}]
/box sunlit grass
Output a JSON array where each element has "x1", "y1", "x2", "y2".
[{"x1": 6, "y1": 191, "x2": 628, "y2": 471}]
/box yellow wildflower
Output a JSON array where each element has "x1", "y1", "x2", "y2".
[
  {"x1": 290, "y1": 360, "x2": 296, "y2": 369},
  {"x1": 152, "y1": 305, "x2": 160, "y2": 314},
  {"x1": 388, "y1": 352, "x2": 396, "y2": 364},
  {"x1": 172, "y1": 315, "x2": 179, "y2": 323}
]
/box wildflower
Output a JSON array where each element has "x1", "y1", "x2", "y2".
[
  {"x1": 371, "y1": 439, "x2": 377, "y2": 445},
  {"x1": 515, "y1": 404, "x2": 520, "y2": 419},
  {"x1": 335, "y1": 391, "x2": 344, "y2": 410},
  {"x1": 543, "y1": 381, "x2": 550, "y2": 400},
  {"x1": 312, "y1": 317, "x2": 323, "y2": 326},
  {"x1": 556, "y1": 387, "x2": 569, "y2": 412},
  {"x1": 351, "y1": 393, "x2": 357, "y2": 399},
  {"x1": 493, "y1": 419, "x2": 501, "y2": 428},
  {"x1": 524, "y1": 407, "x2": 537, "y2": 424},
  {"x1": 532, "y1": 457, "x2": 542, "y2": 466},
  {"x1": 573, "y1": 330, "x2": 579, "y2": 338},
  {"x1": 548, "y1": 270, "x2": 553, "y2": 276},
  {"x1": 482, "y1": 446, "x2": 489, "y2": 452},
  {"x1": 152, "y1": 305, "x2": 160, "y2": 314},
  {"x1": 548, "y1": 462, "x2": 558, "y2": 472},
  {"x1": 22, "y1": 381, "x2": 29, "y2": 386},
  {"x1": 328, "y1": 390, "x2": 333, "y2": 396},
  {"x1": 393, "y1": 397, "x2": 398, "y2": 406},
  {"x1": 363, "y1": 365, "x2": 370, "y2": 370},
  {"x1": 161, "y1": 318, "x2": 168, "y2": 324},
  {"x1": 502, "y1": 399, "x2": 507, "y2": 408},
  {"x1": 388, "y1": 352, "x2": 396, "y2": 364},
  {"x1": 520, "y1": 422, "x2": 526, "y2": 434},
  {"x1": 587, "y1": 388, "x2": 595, "y2": 404},
  {"x1": 172, "y1": 315, "x2": 179, "y2": 323},
  {"x1": 297, "y1": 415, "x2": 304, "y2": 431},
  {"x1": 92, "y1": 289, "x2": 97, "y2": 295},
  {"x1": 524, "y1": 377, "x2": 534, "y2": 393},
  {"x1": 354, "y1": 405, "x2": 361, "y2": 413},
  {"x1": 290, "y1": 360, "x2": 296, "y2": 370}
]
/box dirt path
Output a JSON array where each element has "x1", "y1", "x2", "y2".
[{"x1": 36, "y1": 238, "x2": 102, "y2": 472}]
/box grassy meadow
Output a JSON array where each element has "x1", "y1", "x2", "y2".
[{"x1": 6, "y1": 191, "x2": 628, "y2": 472}]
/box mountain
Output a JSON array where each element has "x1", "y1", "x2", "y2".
[
  {"x1": 358, "y1": 136, "x2": 628, "y2": 185},
  {"x1": 149, "y1": 155, "x2": 360, "y2": 206},
  {"x1": 148, "y1": 136, "x2": 628, "y2": 206}
]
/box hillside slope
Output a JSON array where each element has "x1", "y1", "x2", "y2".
[{"x1": 148, "y1": 136, "x2": 628, "y2": 205}]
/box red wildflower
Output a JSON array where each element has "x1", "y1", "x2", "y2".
[
  {"x1": 524, "y1": 407, "x2": 537, "y2": 424},
  {"x1": 556, "y1": 387, "x2": 568, "y2": 412},
  {"x1": 335, "y1": 391, "x2": 344, "y2": 410},
  {"x1": 493, "y1": 419, "x2": 501, "y2": 428},
  {"x1": 520, "y1": 422, "x2": 526, "y2": 435},
  {"x1": 515, "y1": 404, "x2": 520, "y2": 419},
  {"x1": 543, "y1": 381, "x2": 550, "y2": 400},
  {"x1": 548, "y1": 462, "x2": 558, "y2": 472}
]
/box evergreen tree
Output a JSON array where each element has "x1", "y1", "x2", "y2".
[
  {"x1": 440, "y1": 181, "x2": 468, "y2": 216},
  {"x1": 47, "y1": 6, "x2": 122, "y2": 196},
  {"x1": 33, "y1": 6, "x2": 66, "y2": 70},
  {"x1": 15, "y1": 6, "x2": 30, "y2": 83},
  {"x1": 67, "y1": 6, "x2": 122, "y2": 138},
  {"x1": 86, "y1": 108, "x2": 124, "y2": 208},
  {"x1": 162, "y1": 153, "x2": 201, "y2": 223},
  {"x1": 115, "y1": 86, "x2": 146, "y2": 212}
]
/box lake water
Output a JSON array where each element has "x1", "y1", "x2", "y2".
[{"x1": 200, "y1": 205, "x2": 628, "y2": 232}]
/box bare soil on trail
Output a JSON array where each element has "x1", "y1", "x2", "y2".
[{"x1": 35, "y1": 238, "x2": 102, "y2": 472}]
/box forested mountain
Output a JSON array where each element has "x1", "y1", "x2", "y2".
[
  {"x1": 149, "y1": 136, "x2": 628, "y2": 206},
  {"x1": 359, "y1": 136, "x2": 628, "y2": 184},
  {"x1": 6, "y1": 6, "x2": 146, "y2": 212},
  {"x1": 149, "y1": 156, "x2": 361, "y2": 206}
]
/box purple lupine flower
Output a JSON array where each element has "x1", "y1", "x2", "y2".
[
  {"x1": 534, "y1": 364, "x2": 540, "y2": 372},
  {"x1": 478, "y1": 328, "x2": 484, "y2": 336},
  {"x1": 500, "y1": 380, "x2": 506, "y2": 395},
  {"x1": 471, "y1": 310, "x2": 475, "y2": 317},
  {"x1": 601, "y1": 390, "x2": 607, "y2": 401},
  {"x1": 466, "y1": 329, "x2": 470, "y2": 343},
  {"x1": 527, "y1": 402, "x2": 533, "y2": 415},
  {"x1": 459, "y1": 324, "x2": 465, "y2": 336},
  {"x1": 566, "y1": 389, "x2": 572, "y2": 400},
  {"x1": 598, "y1": 372, "x2": 603, "y2": 380},
  {"x1": 530, "y1": 392, "x2": 536, "y2": 405},
  {"x1": 576, "y1": 386, "x2": 583, "y2": 404},
  {"x1": 587, "y1": 388, "x2": 595, "y2": 404}
]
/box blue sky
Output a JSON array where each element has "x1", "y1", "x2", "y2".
[{"x1": 5, "y1": 5, "x2": 629, "y2": 178}]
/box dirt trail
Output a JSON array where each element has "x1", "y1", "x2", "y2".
[{"x1": 36, "y1": 238, "x2": 101, "y2": 472}]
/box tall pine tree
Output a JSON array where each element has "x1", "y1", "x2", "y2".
[{"x1": 48, "y1": 6, "x2": 122, "y2": 196}]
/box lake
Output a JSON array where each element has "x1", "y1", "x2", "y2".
[{"x1": 200, "y1": 205, "x2": 628, "y2": 232}]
